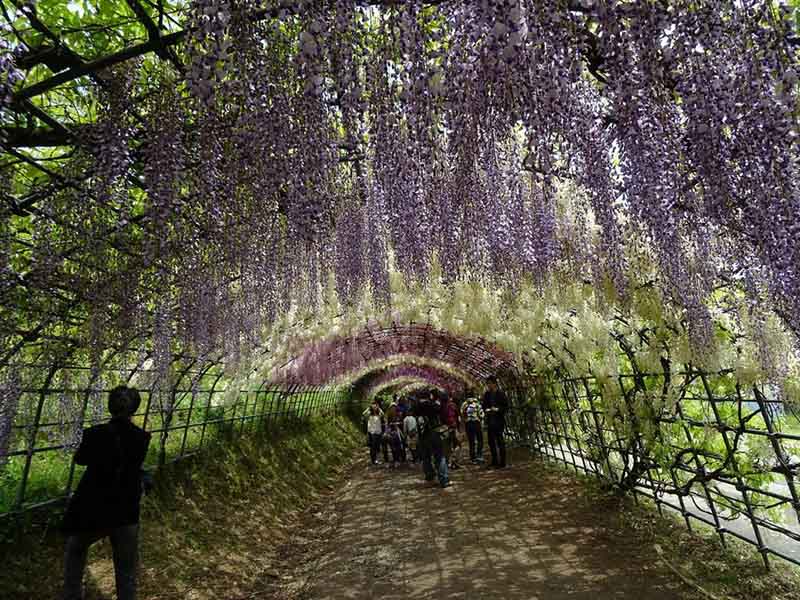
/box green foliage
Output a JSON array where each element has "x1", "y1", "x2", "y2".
[{"x1": 0, "y1": 415, "x2": 362, "y2": 599}]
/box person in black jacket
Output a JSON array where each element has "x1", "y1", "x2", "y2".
[
  {"x1": 62, "y1": 385, "x2": 151, "y2": 600},
  {"x1": 481, "y1": 376, "x2": 509, "y2": 468},
  {"x1": 416, "y1": 391, "x2": 451, "y2": 488}
]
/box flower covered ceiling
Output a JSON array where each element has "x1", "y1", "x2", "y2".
[{"x1": 1, "y1": 1, "x2": 800, "y2": 394}]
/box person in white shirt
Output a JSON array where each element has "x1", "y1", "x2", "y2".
[{"x1": 366, "y1": 406, "x2": 384, "y2": 465}]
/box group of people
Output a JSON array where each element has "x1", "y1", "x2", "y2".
[
  {"x1": 56, "y1": 377, "x2": 511, "y2": 598},
  {"x1": 362, "y1": 375, "x2": 510, "y2": 488}
]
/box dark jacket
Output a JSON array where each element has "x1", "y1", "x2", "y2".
[
  {"x1": 416, "y1": 399, "x2": 441, "y2": 439},
  {"x1": 481, "y1": 389, "x2": 509, "y2": 430},
  {"x1": 61, "y1": 418, "x2": 151, "y2": 534}
]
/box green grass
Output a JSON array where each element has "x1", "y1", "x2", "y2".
[
  {"x1": 0, "y1": 394, "x2": 349, "y2": 514},
  {"x1": 0, "y1": 414, "x2": 362, "y2": 600},
  {"x1": 548, "y1": 457, "x2": 800, "y2": 600}
]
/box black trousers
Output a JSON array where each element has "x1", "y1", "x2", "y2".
[
  {"x1": 64, "y1": 525, "x2": 139, "y2": 600},
  {"x1": 466, "y1": 421, "x2": 483, "y2": 460},
  {"x1": 487, "y1": 425, "x2": 506, "y2": 467},
  {"x1": 368, "y1": 433, "x2": 382, "y2": 463},
  {"x1": 381, "y1": 436, "x2": 389, "y2": 462}
]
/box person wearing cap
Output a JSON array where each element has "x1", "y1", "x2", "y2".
[
  {"x1": 481, "y1": 376, "x2": 509, "y2": 468},
  {"x1": 62, "y1": 385, "x2": 152, "y2": 600}
]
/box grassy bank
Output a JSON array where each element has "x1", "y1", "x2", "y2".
[
  {"x1": 0, "y1": 415, "x2": 363, "y2": 600},
  {"x1": 538, "y1": 454, "x2": 800, "y2": 600}
]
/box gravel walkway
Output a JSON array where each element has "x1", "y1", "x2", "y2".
[{"x1": 274, "y1": 450, "x2": 689, "y2": 600}]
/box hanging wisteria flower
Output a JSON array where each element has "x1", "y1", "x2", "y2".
[{"x1": 0, "y1": 367, "x2": 21, "y2": 469}]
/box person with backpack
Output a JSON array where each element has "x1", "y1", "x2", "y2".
[
  {"x1": 461, "y1": 392, "x2": 484, "y2": 463},
  {"x1": 481, "y1": 376, "x2": 509, "y2": 468},
  {"x1": 62, "y1": 386, "x2": 151, "y2": 600},
  {"x1": 403, "y1": 407, "x2": 418, "y2": 463}
]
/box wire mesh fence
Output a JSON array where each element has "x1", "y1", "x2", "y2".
[
  {"x1": 506, "y1": 368, "x2": 800, "y2": 569},
  {"x1": 0, "y1": 359, "x2": 352, "y2": 519}
]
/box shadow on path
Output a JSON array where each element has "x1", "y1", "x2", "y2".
[{"x1": 274, "y1": 451, "x2": 688, "y2": 600}]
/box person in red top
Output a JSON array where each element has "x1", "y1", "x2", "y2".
[{"x1": 444, "y1": 395, "x2": 461, "y2": 469}]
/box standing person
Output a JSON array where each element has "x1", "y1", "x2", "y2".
[
  {"x1": 386, "y1": 422, "x2": 404, "y2": 468},
  {"x1": 431, "y1": 420, "x2": 452, "y2": 489},
  {"x1": 481, "y1": 376, "x2": 509, "y2": 468},
  {"x1": 415, "y1": 393, "x2": 439, "y2": 484},
  {"x1": 397, "y1": 396, "x2": 408, "y2": 420},
  {"x1": 62, "y1": 386, "x2": 151, "y2": 600},
  {"x1": 444, "y1": 395, "x2": 461, "y2": 469},
  {"x1": 419, "y1": 392, "x2": 451, "y2": 488},
  {"x1": 362, "y1": 400, "x2": 383, "y2": 447},
  {"x1": 403, "y1": 408, "x2": 419, "y2": 463},
  {"x1": 366, "y1": 405, "x2": 383, "y2": 465},
  {"x1": 461, "y1": 392, "x2": 484, "y2": 463},
  {"x1": 386, "y1": 396, "x2": 399, "y2": 423}
]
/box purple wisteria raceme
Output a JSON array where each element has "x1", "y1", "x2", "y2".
[
  {"x1": 0, "y1": 21, "x2": 23, "y2": 148},
  {"x1": 0, "y1": 367, "x2": 21, "y2": 469},
  {"x1": 186, "y1": 0, "x2": 234, "y2": 106},
  {"x1": 8, "y1": 0, "x2": 800, "y2": 403},
  {"x1": 56, "y1": 370, "x2": 83, "y2": 452},
  {"x1": 361, "y1": 364, "x2": 468, "y2": 399},
  {"x1": 335, "y1": 203, "x2": 366, "y2": 306}
]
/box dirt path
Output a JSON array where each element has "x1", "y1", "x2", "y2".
[{"x1": 269, "y1": 451, "x2": 690, "y2": 600}]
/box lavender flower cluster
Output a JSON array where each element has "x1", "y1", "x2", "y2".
[{"x1": 5, "y1": 0, "x2": 800, "y2": 405}]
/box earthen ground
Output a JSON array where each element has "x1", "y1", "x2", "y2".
[{"x1": 264, "y1": 449, "x2": 691, "y2": 600}]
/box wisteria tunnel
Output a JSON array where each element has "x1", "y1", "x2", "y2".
[{"x1": 2, "y1": 0, "x2": 800, "y2": 597}]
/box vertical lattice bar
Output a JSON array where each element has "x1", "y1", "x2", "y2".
[
  {"x1": 753, "y1": 386, "x2": 800, "y2": 526},
  {"x1": 555, "y1": 404, "x2": 579, "y2": 475},
  {"x1": 178, "y1": 387, "x2": 196, "y2": 457},
  {"x1": 239, "y1": 390, "x2": 250, "y2": 433},
  {"x1": 702, "y1": 374, "x2": 770, "y2": 570},
  {"x1": 179, "y1": 364, "x2": 214, "y2": 457},
  {"x1": 583, "y1": 378, "x2": 614, "y2": 481},
  {"x1": 15, "y1": 366, "x2": 58, "y2": 512},
  {"x1": 563, "y1": 379, "x2": 592, "y2": 475},
  {"x1": 673, "y1": 383, "x2": 725, "y2": 544},
  {"x1": 257, "y1": 389, "x2": 268, "y2": 428},
  {"x1": 64, "y1": 371, "x2": 98, "y2": 496},
  {"x1": 199, "y1": 370, "x2": 225, "y2": 449}
]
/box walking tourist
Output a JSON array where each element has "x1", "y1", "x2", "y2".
[
  {"x1": 482, "y1": 376, "x2": 509, "y2": 468},
  {"x1": 431, "y1": 419, "x2": 452, "y2": 488},
  {"x1": 61, "y1": 386, "x2": 152, "y2": 600},
  {"x1": 386, "y1": 421, "x2": 404, "y2": 468}
]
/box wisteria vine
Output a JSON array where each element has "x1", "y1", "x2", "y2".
[{"x1": 2, "y1": 0, "x2": 800, "y2": 448}]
